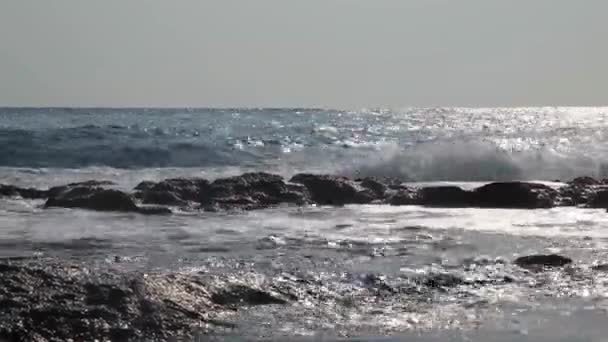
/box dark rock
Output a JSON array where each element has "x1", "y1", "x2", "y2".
[
  {"x1": 47, "y1": 180, "x2": 115, "y2": 199},
  {"x1": 591, "y1": 264, "x2": 608, "y2": 272},
  {"x1": 557, "y1": 176, "x2": 606, "y2": 207},
  {"x1": 0, "y1": 184, "x2": 48, "y2": 199},
  {"x1": 210, "y1": 285, "x2": 287, "y2": 306},
  {"x1": 207, "y1": 172, "x2": 309, "y2": 209},
  {"x1": 569, "y1": 176, "x2": 601, "y2": 186},
  {"x1": 359, "y1": 177, "x2": 388, "y2": 197},
  {"x1": 45, "y1": 183, "x2": 170, "y2": 214},
  {"x1": 387, "y1": 188, "x2": 417, "y2": 205},
  {"x1": 137, "y1": 206, "x2": 172, "y2": 215},
  {"x1": 514, "y1": 254, "x2": 572, "y2": 269},
  {"x1": 420, "y1": 273, "x2": 464, "y2": 288},
  {"x1": 46, "y1": 187, "x2": 139, "y2": 212},
  {"x1": 472, "y1": 182, "x2": 557, "y2": 209},
  {"x1": 418, "y1": 186, "x2": 472, "y2": 207},
  {"x1": 587, "y1": 190, "x2": 608, "y2": 208},
  {"x1": 289, "y1": 173, "x2": 377, "y2": 205},
  {"x1": 134, "y1": 180, "x2": 157, "y2": 192},
  {"x1": 141, "y1": 178, "x2": 210, "y2": 205},
  {"x1": 0, "y1": 261, "x2": 247, "y2": 341},
  {"x1": 142, "y1": 190, "x2": 189, "y2": 207}
]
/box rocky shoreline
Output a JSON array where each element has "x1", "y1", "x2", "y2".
[
  {"x1": 2, "y1": 173, "x2": 608, "y2": 214},
  {"x1": 0, "y1": 251, "x2": 591, "y2": 342}
]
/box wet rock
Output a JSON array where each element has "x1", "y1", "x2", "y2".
[
  {"x1": 139, "y1": 178, "x2": 210, "y2": 205},
  {"x1": 207, "y1": 172, "x2": 309, "y2": 209},
  {"x1": 587, "y1": 190, "x2": 608, "y2": 208},
  {"x1": 137, "y1": 206, "x2": 172, "y2": 215},
  {"x1": 210, "y1": 285, "x2": 288, "y2": 306},
  {"x1": 570, "y1": 176, "x2": 601, "y2": 186},
  {"x1": 472, "y1": 182, "x2": 557, "y2": 209},
  {"x1": 556, "y1": 176, "x2": 608, "y2": 207},
  {"x1": 45, "y1": 183, "x2": 170, "y2": 214},
  {"x1": 358, "y1": 177, "x2": 388, "y2": 197},
  {"x1": 0, "y1": 184, "x2": 48, "y2": 199},
  {"x1": 289, "y1": 173, "x2": 377, "y2": 205},
  {"x1": 142, "y1": 189, "x2": 189, "y2": 207},
  {"x1": 591, "y1": 264, "x2": 608, "y2": 272},
  {"x1": 420, "y1": 273, "x2": 464, "y2": 288},
  {"x1": 46, "y1": 180, "x2": 112, "y2": 200},
  {"x1": 418, "y1": 186, "x2": 472, "y2": 207},
  {"x1": 514, "y1": 254, "x2": 572, "y2": 269},
  {"x1": 134, "y1": 180, "x2": 157, "y2": 192},
  {"x1": 387, "y1": 189, "x2": 417, "y2": 205},
  {"x1": 0, "y1": 261, "x2": 240, "y2": 341},
  {"x1": 46, "y1": 186, "x2": 139, "y2": 212}
]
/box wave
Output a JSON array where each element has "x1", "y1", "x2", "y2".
[{"x1": 340, "y1": 141, "x2": 608, "y2": 182}]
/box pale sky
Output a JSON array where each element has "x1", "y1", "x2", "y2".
[{"x1": 0, "y1": 0, "x2": 606, "y2": 108}]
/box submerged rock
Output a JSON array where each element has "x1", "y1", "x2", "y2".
[{"x1": 514, "y1": 254, "x2": 572, "y2": 269}]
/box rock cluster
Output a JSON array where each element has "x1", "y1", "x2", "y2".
[{"x1": 3, "y1": 173, "x2": 608, "y2": 214}]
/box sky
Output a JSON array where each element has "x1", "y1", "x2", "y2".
[{"x1": 0, "y1": 0, "x2": 607, "y2": 108}]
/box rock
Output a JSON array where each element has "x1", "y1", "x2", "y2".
[
  {"x1": 358, "y1": 177, "x2": 388, "y2": 197},
  {"x1": 418, "y1": 186, "x2": 472, "y2": 207},
  {"x1": 210, "y1": 285, "x2": 287, "y2": 306},
  {"x1": 0, "y1": 261, "x2": 256, "y2": 341},
  {"x1": 0, "y1": 184, "x2": 48, "y2": 199},
  {"x1": 137, "y1": 206, "x2": 172, "y2": 215},
  {"x1": 46, "y1": 186, "x2": 139, "y2": 212},
  {"x1": 587, "y1": 190, "x2": 608, "y2": 208},
  {"x1": 569, "y1": 176, "x2": 601, "y2": 186},
  {"x1": 591, "y1": 264, "x2": 608, "y2": 272},
  {"x1": 420, "y1": 273, "x2": 464, "y2": 288},
  {"x1": 142, "y1": 189, "x2": 189, "y2": 206},
  {"x1": 134, "y1": 180, "x2": 157, "y2": 192},
  {"x1": 207, "y1": 172, "x2": 309, "y2": 209},
  {"x1": 47, "y1": 180, "x2": 115, "y2": 199},
  {"x1": 140, "y1": 178, "x2": 210, "y2": 205},
  {"x1": 472, "y1": 182, "x2": 557, "y2": 209},
  {"x1": 558, "y1": 177, "x2": 604, "y2": 206},
  {"x1": 45, "y1": 183, "x2": 170, "y2": 214},
  {"x1": 387, "y1": 188, "x2": 417, "y2": 205},
  {"x1": 289, "y1": 174, "x2": 377, "y2": 205},
  {"x1": 514, "y1": 254, "x2": 572, "y2": 269}
]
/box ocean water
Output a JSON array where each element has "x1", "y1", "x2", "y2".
[{"x1": 2, "y1": 107, "x2": 608, "y2": 341}]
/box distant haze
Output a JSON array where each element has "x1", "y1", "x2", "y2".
[{"x1": 1, "y1": 0, "x2": 607, "y2": 108}]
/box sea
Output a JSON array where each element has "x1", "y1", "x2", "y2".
[{"x1": 2, "y1": 107, "x2": 608, "y2": 341}]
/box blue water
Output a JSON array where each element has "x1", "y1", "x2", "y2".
[{"x1": 2, "y1": 107, "x2": 608, "y2": 181}]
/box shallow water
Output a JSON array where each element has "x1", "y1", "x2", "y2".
[{"x1": 2, "y1": 196, "x2": 608, "y2": 340}]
